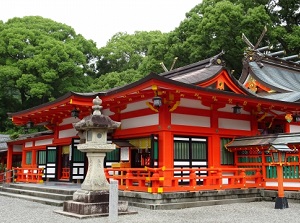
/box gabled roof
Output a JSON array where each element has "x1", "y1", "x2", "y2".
[
  {"x1": 160, "y1": 53, "x2": 224, "y2": 83},
  {"x1": 159, "y1": 52, "x2": 251, "y2": 94},
  {"x1": 0, "y1": 134, "x2": 9, "y2": 151},
  {"x1": 226, "y1": 132, "x2": 300, "y2": 151},
  {"x1": 240, "y1": 51, "x2": 300, "y2": 102}
]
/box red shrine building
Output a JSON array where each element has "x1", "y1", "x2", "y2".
[{"x1": 6, "y1": 50, "x2": 300, "y2": 192}]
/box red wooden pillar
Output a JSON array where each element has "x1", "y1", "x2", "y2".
[
  {"x1": 158, "y1": 102, "x2": 173, "y2": 186},
  {"x1": 158, "y1": 131, "x2": 173, "y2": 186},
  {"x1": 209, "y1": 108, "x2": 221, "y2": 168},
  {"x1": 31, "y1": 149, "x2": 37, "y2": 168},
  {"x1": 22, "y1": 149, "x2": 26, "y2": 167},
  {"x1": 285, "y1": 123, "x2": 290, "y2": 133},
  {"x1": 6, "y1": 144, "x2": 13, "y2": 170},
  {"x1": 6, "y1": 144, "x2": 13, "y2": 183},
  {"x1": 158, "y1": 99, "x2": 173, "y2": 169},
  {"x1": 208, "y1": 135, "x2": 221, "y2": 168}
]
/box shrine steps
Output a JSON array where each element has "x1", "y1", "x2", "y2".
[
  {"x1": 0, "y1": 182, "x2": 79, "y2": 206},
  {"x1": 119, "y1": 189, "x2": 263, "y2": 210}
]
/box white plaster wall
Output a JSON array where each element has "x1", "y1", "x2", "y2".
[
  {"x1": 122, "y1": 100, "x2": 149, "y2": 113},
  {"x1": 218, "y1": 118, "x2": 251, "y2": 130},
  {"x1": 25, "y1": 141, "x2": 33, "y2": 148},
  {"x1": 180, "y1": 98, "x2": 210, "y2": 110},
  {"x1": 171, "y1": 113, "x2": 210, "y2": 127},
  {"x1": 266, "y1": 182, "x2": 300, "y2": 187},
  {"x1": 60, "y1": 117, "x2": 79, "y2": 125},
  {"x1": 59, "y1": 128, "x2": 78, "y2": 138},
  {"x1": 121, "y1": 114, "x2": 158, "y2": 129},
  {"x1": 102, "y1": 108, "x2": 114, "y2": 116},
  {"x1": 13, "y1": 145, "x2": 22, "y2": 152},
  {"x1": 290, "y1": 125, "x2": 300, "y2": 133},
  {"x1": 35, "y1": 138, "x2": 53, "y2": 146}
]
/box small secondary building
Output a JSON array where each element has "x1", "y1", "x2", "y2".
[{"x1": 6, "y1": 50, "x2": 300, "y2": 192}]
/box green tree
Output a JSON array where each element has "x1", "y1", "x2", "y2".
[
  {"x1": 164, "y1": 0, "x2": 272, "y2": 76},
  {"x1": 267, "y1": 0, "x2": 300, "y2": 53},
  {"x1": 0, "y1": 16, "x2": 98, "y2": 108},
  {"x1": 89, "y1": 69, "x2": 143, "y2": 91},
  {"x1": 0, "y1": 16, "x2": 99, "y2": 132},
  {"x1": 97, "y1": 31, "x2": 167, "y2": 76}
]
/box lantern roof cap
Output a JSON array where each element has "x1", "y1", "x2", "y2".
[{"x1": 73, "y1": 96, "x2": 121, "y2": 131}]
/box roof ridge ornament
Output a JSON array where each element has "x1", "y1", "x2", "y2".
[
  {"x1": 242, "y1": 26, "x2": 267, "y2": 52},
  {"x1": 160, "y1": 57, "x2": 178, "y2": 72},
  {"x1": 205, "y1": 50, "x2": 225, "y2": 68}
]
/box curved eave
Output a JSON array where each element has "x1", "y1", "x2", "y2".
[
  {"x1": 9, "y1": 91, "x2": 102, "y2": 126},
  {"x1": 198, "y1": 69, "x2": 253, "y2": 95}
]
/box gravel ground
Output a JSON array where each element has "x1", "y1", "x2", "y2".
[{"x1": 0, "y1": 196, "x2": 299, "y2": 223}]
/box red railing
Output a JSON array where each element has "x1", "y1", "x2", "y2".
[
  {"x1": 14, "y1": 167, "x2": 44, "y2": 183},
  {"x1": 61, "y1": 168, "x2": 70, "y2": 180},
  {"x1": 105, "y1": 167, "x2": 262, "y2": 193},
  {"x1": 237, "y1": 153, "x2": 300, "y2": 191}
]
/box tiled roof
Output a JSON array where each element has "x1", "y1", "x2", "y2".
[
  {"x1": 160, "y1": 52, "x2": 226, "y2": 85},
  {"x1": 227, "y1": 133, "x2": 300, "y2": 150},
  {"x1": 249, "y1": 62, "x2": 300, "y2": 92},
  {"x1": 0, "y1": 134, "x2": 9, "y2": 150},
  {"x1": 240, "y1": 51, "x2": 300, "y2": 103}
]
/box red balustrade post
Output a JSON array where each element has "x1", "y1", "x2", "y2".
[
  {"x1": 216, "y1": 169, "x2": 223, "y2": 189},
  {"x1": 240, "y1": 169, "x2": 246, "y2": 188},
  {"x1": 189, "y1": 169, "x2": 197, "y2": 188},
  {"x1": 255, "y1": 169, "x2": 262, "y2": 186},
  {"x1": 125, "y1": 170, "x2": 133, "y2": 190},
  {"x1": 151, "y1": 171, "x2": 160, "y2": 193}
]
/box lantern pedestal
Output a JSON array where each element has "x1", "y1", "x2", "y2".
[{"x1": 275, "y1": 197, "x2": 289, "y2": 209}]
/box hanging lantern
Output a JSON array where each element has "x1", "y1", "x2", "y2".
[
  {"x1": 153, "y1": 96, "x2": 162, "y2": 108},
  {"x1": 71, "y1": 108, "x2": 80, "y2": 118},
  {"x1": 26, "y1": 120, "x2": 34, "y2": 129},
  {"x1": 232, "y1": 104, "x2": 242, "y2": 114}
]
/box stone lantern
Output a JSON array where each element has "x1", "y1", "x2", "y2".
[{"x1": 60, "y1": 96, "x2": 129, "y2": 217}]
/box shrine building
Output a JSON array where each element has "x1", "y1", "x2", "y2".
[{"x1": 6, "y1": 49, "x2": 300, "y2": 193}]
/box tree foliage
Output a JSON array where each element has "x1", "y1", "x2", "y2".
[
  {"x1": 0, "y1": 16, "x2": 99, "y2": 131},
  {"x1": 0, "y1": 16, "x2": 99, "y2": 108},
  {"x1": 89, "y1": 69, "x2": 143, "y2": 91},
  {"x1": 97, "y1": 31, "x2": 167, "y2": 76},
  {"x1": 267, "y1": 0, "x2": 300, "y2": 53}
]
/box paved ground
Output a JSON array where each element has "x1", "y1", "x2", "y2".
[{"x1": 0, "y1": 195, "x2": 299, "y2": 223}]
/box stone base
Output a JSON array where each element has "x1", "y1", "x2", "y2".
[
  {"x1": 275, "y1": 197, "x2": 289, "y2": 209},
  {"x1": 62, "y1": 200, "x2": 129, "y2": 215},
  {"x1": 54, "y1": 209, "x2": 137, "y2": 219},
  {"x1": 58, "y1": 189, "x2": 135, "y2": 218},
  {"x1": 73, "y1": 189, "x2": 109, "y2": 203}
]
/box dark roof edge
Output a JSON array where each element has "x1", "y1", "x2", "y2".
[
  {"x1": 160, "y1": 51, "x2": 225, "y2": 78},
  {"x1": 8, "y1": 91, "x2": 102, "y2": 117}
]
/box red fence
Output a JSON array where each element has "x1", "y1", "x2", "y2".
[
  {"x1": 105, "y1": 167, "x2": 262, "y2": 193},
  {"x1": 14, "y1": 168, "x2": 44, "y2": 183}
]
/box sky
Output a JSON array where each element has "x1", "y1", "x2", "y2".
[{"x1": 1, "y1": 0, "x2": 201, "y2": 47}]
